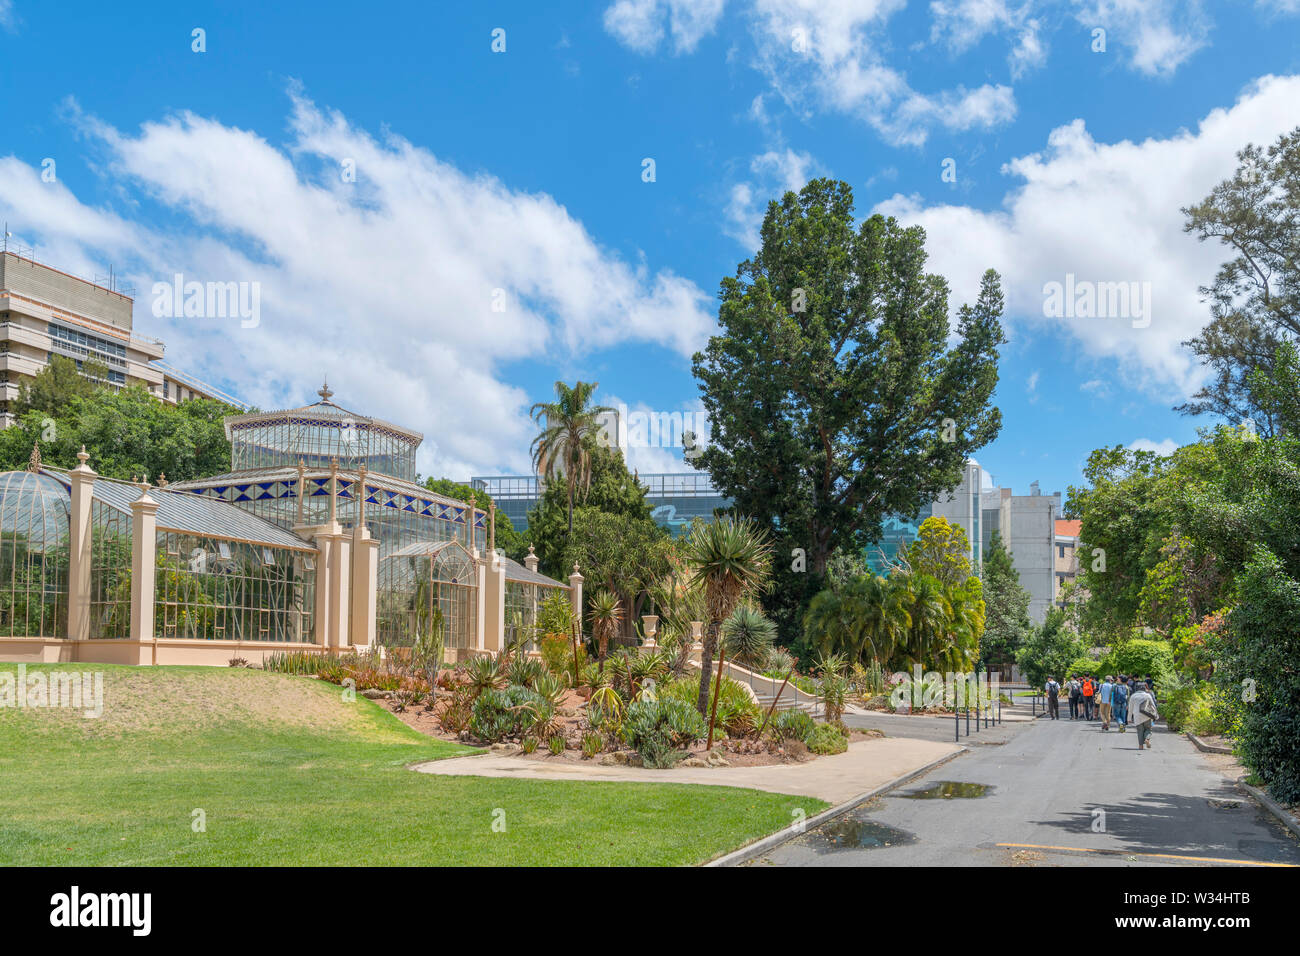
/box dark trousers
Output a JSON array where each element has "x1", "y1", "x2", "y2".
[
  {"x1": 1047, "y1": 696, "x2": 1059, "y2": 719},
  {"x1": 1068, "y1": 696, "x2": 1079, "y2": 719},
  {"x1": 1083, "y1": 696, "x2": 1093, "y2": 720}
]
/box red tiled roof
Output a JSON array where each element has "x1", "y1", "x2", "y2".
[{"x1": 1056, "y1": 519, "x2": 1082, "y2": 538}]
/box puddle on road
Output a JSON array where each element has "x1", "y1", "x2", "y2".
[
  {"x1": 898, "y1": 781, "x2": 993, "y2": 799},
  {"x1": 814, "y1": 818, "x2": 918, "y2": 851}
]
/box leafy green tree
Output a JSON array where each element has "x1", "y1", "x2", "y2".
[
  {"x1": 526, "y1": 440, "x2": 654, "y2": 577},
  {"x1": 980, "y1": 530, "x2": 1031, "y2": 675},
  {"x1": 422, "y1": 477, "x2": 523, "y2": 556},
  {"x1": 558, "y1": 506, "x2": 671, "y2": 639},
  {"x1": 0, "y1": 383, "x2": 234, "y2": 482},
  {"x1": 900, "y1": 516, "x2": 971, "y2": 585},
  {"x1": 691, "y1": 178, "x2": 1004, "y2": 644},
  {"x1": 17, "y1": 355, "x2": 110, "y2": 414},
  {"x1": 529, "y1": 380, "x2": 612, "y2": 534},
  {"x1": 1178, "y1": 127, "x2": 1300, "y2": 432},
  {"x1": 1016, "y1": 607, "x2": 1086, "y2": 689}
]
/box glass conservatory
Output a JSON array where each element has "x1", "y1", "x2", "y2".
[
  {"x1": 0, "y1": 471, "x2": 70, "y2": 639},
  {"x1": 377, "y1": 540, "x2": 478, "y2": 650},
  {"x1": 170, "y1": 384, "x2": 488, "y2": 556}
]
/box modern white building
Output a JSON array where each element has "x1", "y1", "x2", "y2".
[{"x1": 0, "y1": 251, "x2": 244, "y2": 425}]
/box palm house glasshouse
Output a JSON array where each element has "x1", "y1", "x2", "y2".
[{"x1": 0, "y1": 386, "x2": 572, "y2": 667}]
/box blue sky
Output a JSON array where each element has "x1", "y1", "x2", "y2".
[{"x1": 1, "y1": 1, "x2": 1299, "y2": 496}]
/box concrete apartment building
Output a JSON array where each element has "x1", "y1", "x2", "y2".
[
  {"x1": 0, "y1": 251, "x2": 243, "y2": 425},
  {"x1": 982, "y1": 480, "x2": 1062, "y2": 624},
  {"x1": 1054, "y1": 518, "x2": 1083, "y2": 609}
]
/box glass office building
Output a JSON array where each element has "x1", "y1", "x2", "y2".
[{"x1": 471, "y1": 471, "x2": 733, "y2": 537}]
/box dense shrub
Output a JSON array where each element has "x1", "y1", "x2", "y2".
[
  {"x1": 806, "y1": 721, "x2": 848, "y2": 755},
  {"x1": 765, "y1": 708, "x2": 815, "y2": 744},
  {"x1": 539, "y1": 633, "x2": 581, "y2": 684},
  {"x1": 1213, "y1": 549, "x2": 1300, "y2": 803},
  {"x1": 469, "y1": 684, "x2": 549, "y2": 743},
  {"x1": 1163, "y1": 683, "x2": 1231, "y2": 736},
  {"x1": 660, "y1": 675, "x2": 759, "y2": 736},
  {"x1": 1066, "y1": 658, "x2": 1104, "y2": 678},
  {"x1": 1106, "y1": 640, "x2": 1175, "y2": 687},
  {"x1": 619, "y1": 698, "x2": 706, "y2": 768}
]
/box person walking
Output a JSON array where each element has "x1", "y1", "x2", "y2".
[
  {"x1": 1045, "y1": 676, "x2": 1060, "y2": 719},
  {"x1": 1067, "y1": 675, "x2": 1081, "y2": 720},
  {"x1": 1098, "y1": 674, "x2": 1114, "y2": 730},
  {"x1": 1113, "y1": 676, "x2": 1129, "y2": 733},
  {"x1": 1081, "y1": 675, "x2": 1095, "y2": 721},
  {"x1": 1129, "y1": 681, "x2": 1159, "y2": 750}
]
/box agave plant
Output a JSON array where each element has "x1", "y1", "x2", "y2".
[
  {"x1": 588, "y1": 589, "x2": 624, "y2": 665},
  {"x1": 682, "y1": 516, "x2": 773, "y2": 732},
  {"x1": 464, "y1": 654, "x2": 507, "y2": 697}
]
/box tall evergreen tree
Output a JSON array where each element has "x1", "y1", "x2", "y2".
[
  {"x1": 980, "y1": 530, "x2": 1031, "y2": 675},
  {"x1": 691, "y1": 178, "x2": 1004, "y2": 643}
]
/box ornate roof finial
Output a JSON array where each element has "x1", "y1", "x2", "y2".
[
  {"x1": 318, "y1": 378, "x2": 333, "y2": 402},
  {"x1": 77, "y1": 445, "x2": 90, "y2": 467},
  {"x1": 157, "y1": 472, "x2": 168, "y2": 488},
  {"x1": 28, "y1": 443, "x2": 42, "y2": 473}
]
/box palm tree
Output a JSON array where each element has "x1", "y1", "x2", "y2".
[
  {"x1": 858, "y1": 574, "x2": 909, "y2": 667},
  {"x1": 683, "y1": 516, "x2": 773, "y2": 719},
  {"x1": 530, "y1": 381, "x2": 613, "y2": 534},
  {"x1": 588, "y1": 589, "x2": 624, "y2": 666},
  {"x1": 895, "y1": 571, "x2": 952, "y2": 670},
  {"x1": 721, "y1": 604, "x2": 776, "y2": 668}
]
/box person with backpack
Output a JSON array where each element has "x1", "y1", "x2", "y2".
[
  {"x1": 1129, "y1": 681, "x2": 1159, "y2": 750},
  {"x1": 1044, "y1": 677, "x2": 1060, "y2": 719},
  {"x1": 1081, "y1": 676, "x2": 1095, "y2": 721},
  {"x1": 1113, "y1": 676, "x2": 1129, "y2": 733},
  {"x1": 1098, "y1": 675, "x2": 1114, "y2": 730},
  {"x1": 1067, "y1": 675, "x2": 1081, "y2": 719}
]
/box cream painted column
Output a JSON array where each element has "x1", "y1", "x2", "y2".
[
  {"x1": 483, "y1": 547, "x2": 506, "y2": 653},
  {"x1": 129, "y1": 484, "x2": 160, "y2": 663},
  {"x1": 312, "y1": 533, "x2": 333, "y2": 648},
  {"x1": 568, "y1": 564, "x2": 584, "y2": 626},
  {"x1": 471, "y1": 547, "x2": 487, "y2": 652},
  {"x1": 348, "y1": 465, "x2": 377, "y2": 648},
  {"x1": 67, "y1": 447, "x2": 95, "y2": 643}
]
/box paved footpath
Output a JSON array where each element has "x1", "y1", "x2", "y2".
[
  {"x1": 752, "y1": 716, "x2": 1300, "y2": 867},
  {"x1": 412, "y1": 735, "x2": 959, "y2": 804}
]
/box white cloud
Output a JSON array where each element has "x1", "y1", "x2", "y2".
[
  {"x1": 0, "y1": 91, "x2": 715, "y2": 479},
  {"x1": 1026, "y1": 369, "x2": 1040, "y2": 402},
  {"x1": 748, "y1": 0, "x2": 1017, "y2": 146},
  {"x1": 1071, "y1": 0, "x2": 1211, "y2": 77},
  {"x1": 929, "y1": 1, "x2": 1048, "y2": 77},
  {"x1": 0, "y1": 1, "x2": 13, "y2": 30},
  {"x1": 872, "y1": 74, "x2": 1300, "y2": 401},
  {"x1": 1128, "y1": 437, "x2": 1179, "y2": 456},
  {"x1": 603, "y1": 0, "x2": 728, "y2": 54},
  {"x1": 724, "y1": 147, "x2": 821, "y2": 248}
]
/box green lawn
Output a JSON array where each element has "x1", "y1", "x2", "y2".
[{"x1": 0, "y1": 664, "x2": 825, "y2": 865}]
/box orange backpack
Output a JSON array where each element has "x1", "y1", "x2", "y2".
[{"x1": 1082, "y1": 679, "x2": 1094, "y2": 696}]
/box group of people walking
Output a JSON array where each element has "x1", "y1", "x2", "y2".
[{"x1": 1041, "y1": 674, "x2": 1160, "y2": 750}]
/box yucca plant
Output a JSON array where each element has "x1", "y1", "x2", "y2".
[
  {"x1": 722, "y1": 604, "x2": 777, "y2": 668},
  {"x1": 682, "y1": 516, "x2": 772, "y2": 745},
  {"x1": 588, "y1": 589, "x2": 624, "y2": 665}
]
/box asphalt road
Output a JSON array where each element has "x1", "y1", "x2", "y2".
[{"x1": 752, "y1": 714, "x2": 1300, "y2": 867}]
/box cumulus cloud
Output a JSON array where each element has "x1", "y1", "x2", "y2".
[
  {"x1": 930, "y1": 1, "x2": 1048, "y2": 77},
  {"x1": 724, "y1": 147, "x2": 821, "y2": 248},
  {"x1": 1071, "y1": 0, "x2": 1212, "y2": 77},
  {"x1": 603, "y1": 0, "x2": 728, "y2": 54},
  {"x1": 0, "y1": 91, "x2": 715, "y2": 479},
  {"x1": 872, "y1": 74, "x2": 1300, "y2": 401},
  {"x1": 747, "y1": 0, "x2": 1017, "y2": 146},
  {"x1": 1128, "y1": 437, "x2": 1179, "y2": 456}
]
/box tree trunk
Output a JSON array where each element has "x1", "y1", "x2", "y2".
[
  {"x1": 706, "y1": 643, "x2": 726, "y2": 750},
  {"x1": 696, "y1": 620, "x2": 718, "y2": 717}
]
